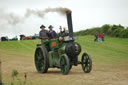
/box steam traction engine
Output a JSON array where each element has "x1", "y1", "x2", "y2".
[{"x1": 34, "y1": 11, "x2": 92, "y2": 75}]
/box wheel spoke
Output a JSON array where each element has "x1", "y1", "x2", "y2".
[
  {"x1": 61, "y1": 57, "x2": 65, "y2": 66},
  {"x1": 83, "y1": 64, "x2": 86, "y2": 70},
  {"x1": 86, "y1": 66, "x2": 89, "y2": 71},
  {"x1": 35, "y1": 48, "x2": 44, "y2": 72},
  {"x1": 81, "y1": 53, "x2": 92, "y2": 73},
  {"x1": 35, "y1": 47, "x2": 49, "y2": 73},
  {"x1": 64, "y1": 66, "x2": 67, "y2": 72}
]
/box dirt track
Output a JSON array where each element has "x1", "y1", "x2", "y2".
[{"x1": 2, "y1": 55, "x2": 128, "y2": 85}]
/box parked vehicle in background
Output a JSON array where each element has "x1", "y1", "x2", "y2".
[
  {"x1": 1, "y1": 36, "x2": 9, "y2": 41},
  {"x1": 32, "y1": 34, "x2": 40, "y2": 39}
]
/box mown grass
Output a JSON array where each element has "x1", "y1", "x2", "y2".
[
  {"x1": 0, "y1": 40, "x2": 39, "y2": 53},
  {"x1": 76, "y1": 36, "x2": 128, "y2": 64},
  {"x1": 0, "y1": 35, "x2": 128, "y2": 85}
]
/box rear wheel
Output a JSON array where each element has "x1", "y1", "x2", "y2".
[
  {"x1": 81, "y1": 53, "x2": 92, "y2": 73},
  {"x1": 34, "y1": 46, "x2": 49, "y2": 73},
  {"x1": 69, "y1": 65, "x2": 72, "y2": 70},
  {"x1": 60, "y1": 54, "x2": 70, "y2": 75}
]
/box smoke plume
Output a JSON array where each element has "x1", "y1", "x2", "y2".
[
  {"x1": 0, "y1": 7, "x2": 71, "y2": 25},
  {"x1": 25, "y1": 7, "x2": 71, "y2": 18},
  {"x1": 0, "y1": 9, "x2": 23, "y2": 25}
]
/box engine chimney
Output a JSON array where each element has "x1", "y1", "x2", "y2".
[{"x1": 66, "y1": 11, "x2": 73, "y2": 37}]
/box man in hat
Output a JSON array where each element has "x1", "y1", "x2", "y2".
[
  {"x1": 48, "y1": 25, "x2": 57, "y2": 39},
  {"x1": 39, "y1": 24, "x2": 49, "y2": 39}
]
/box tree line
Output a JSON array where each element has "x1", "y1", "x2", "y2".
[{"x1": 74, "y1": 24, "x2": 128, "y2": 38}]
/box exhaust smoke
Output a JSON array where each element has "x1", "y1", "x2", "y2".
[
  {"x1": 0, "y1": 9, "x2": 23, "y2": 25},
  {"x1": 0, "y1": 7, "x2": 71, "y2": 25},
  {"x1": 25, "y1": 7, "x2": 71, "y2": 18}
]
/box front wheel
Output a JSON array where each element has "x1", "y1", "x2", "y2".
[
  {"x1": 60, "y1": 54, "x2": 70, "y2": 75},
  {"x1": 34, "y1": 46, "x2": 49, "y2": 73},
  {"x1": 81, "y1": 53, "x2": 92, "y2": 73}
]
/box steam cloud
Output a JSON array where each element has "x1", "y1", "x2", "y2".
[
  {"x1": 25, "y1": 7, "x2": 71, "y2": 18},
  {"x1": 0, "y1": 7, "x2": 71, "y2": 25},
  {"x1": 0, "y1": 9, "x2": 23, "y2": 25}
]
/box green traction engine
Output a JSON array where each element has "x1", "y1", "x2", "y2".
[{"x1": 34, "y1": 11, "x2": 92, "y2": 75}]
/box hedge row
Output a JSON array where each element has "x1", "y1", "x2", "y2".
[{"x1": 74, "y1": 24, "x2": 128, "y2": 38}]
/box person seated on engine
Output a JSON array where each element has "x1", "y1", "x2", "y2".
[
  {"x1": 39, "y1": 24, "x2": 49, "y2": 40},
  {"x1": 48, "y1": 25, "x2": 58, "y2": 39}
]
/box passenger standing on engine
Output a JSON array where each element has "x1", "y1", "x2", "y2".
[
  {"x1": 39, "y1": 24, "x2": 49, "y2": 40},
  {"x1": 48, "y1": 25, "x2": 57, "y2": 39}
]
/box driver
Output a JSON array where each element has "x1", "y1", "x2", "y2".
[{"x1": 39, "y1": 24, "x2": 49, "y2": 40}]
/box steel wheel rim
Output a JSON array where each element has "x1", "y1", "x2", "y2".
[
  {"x1": 60, "y1": 54, "x2": 70, "y2": 74},
  {"x1": 35, "y1": 48, "x2": 44, "y2": 72},
  {"x1": 82, "y1": 53, "x2": 92, "y2": 73}
]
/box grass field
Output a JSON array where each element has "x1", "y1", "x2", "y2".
[{"x1": 0, "y1": 35, "x2": 128, "y2": 85}]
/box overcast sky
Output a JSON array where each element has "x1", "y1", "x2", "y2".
[{"x1": 0, "y1": 0, "x2": 128, "y2": 38}]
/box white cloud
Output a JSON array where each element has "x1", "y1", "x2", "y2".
[{"x1": 0, "y1": 0, "x2": 128, "y2": 37}]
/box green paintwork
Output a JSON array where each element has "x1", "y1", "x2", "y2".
[
  {"x1": 41, "y1": 39, "x2": 49, "y2": 45},
  {"x1": 38, "y1": 38, "x2": 67, "y2": 68},
  {"x1": 35, "y1": 35, "x2": 92, "y2": 74},
  {"x1": 48, "y1": 51, "x2": 60, "y2": 67},
  {"x1": 48, "y1": 51, "x2": 53, "y2": 67},
  {"x1": 60, "y1": 43, "x2": 66, "y2": 54}
]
